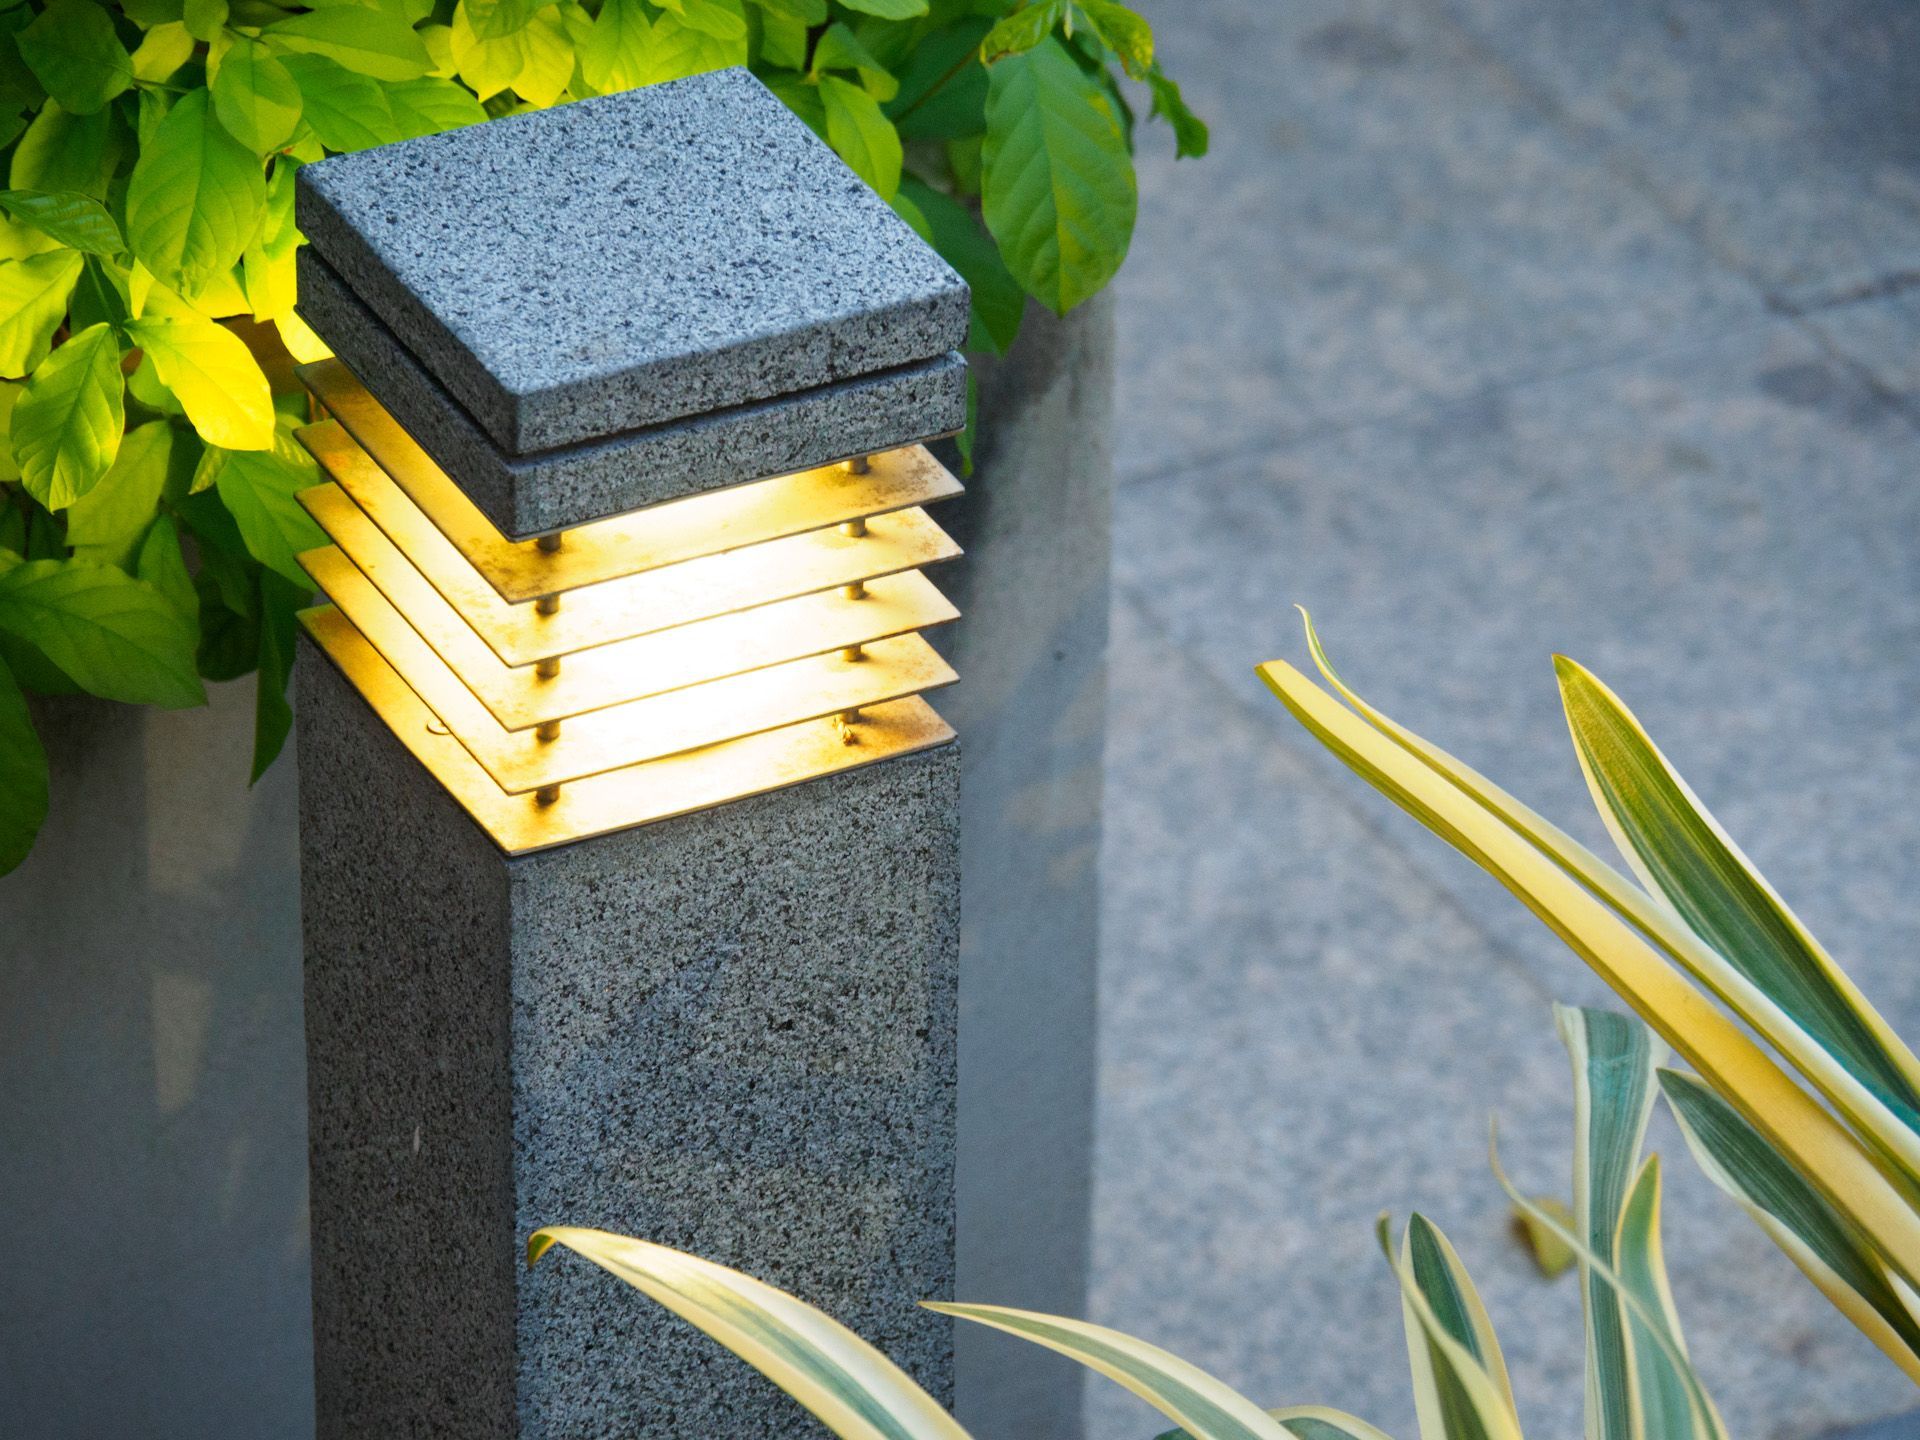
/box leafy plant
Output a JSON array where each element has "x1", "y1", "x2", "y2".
[
  {"x1": 0, "y1": 0, "x2": 1206, "y2": 878},
  {"x1": 530, "y1": 1003, "x2": 1727, "y2": 1440},
  {"x1": 1262, "y1": 612, "x2": 1920, "y2": 1385}
]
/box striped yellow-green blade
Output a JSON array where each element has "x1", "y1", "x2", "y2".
[
  {"x1": 1294, "y1": 614, "x2": 1920, "y2": 1198},
  {"x1": 1256, "y1": 650, "x2": 1920, "y2": 1292},
  {"x1": 1158, "y1": 1406, "x2": 1401, "y2": 1440},
  {"x1": 1490, "y1": 1133, "x2": 1728, "y2": 1440},
  {"x1": 926, "y1": 1303, "x2": 1297, "y2": 1440},
  {"x1": 1659, "y1": 1069, "x2": 1920, "y2": 1383},
  {"x1": 1615, "y1": 1155, "x2": 1715, "y2": 1440},
  {"x1": 1560, "y1": 659, "x2": 1920, "y2": 1144},
  {"x1": 1558, "y1": 1006, "x2": 1662, "y2": 1440},
  {"x1": 528, "y1": 1228, "x2": 973, "y2": 1440},
  {"x1": 1386, "y1": 1216, "x2": 1525, "y2": 1440}
]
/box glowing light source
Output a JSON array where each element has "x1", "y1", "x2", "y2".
[{"x1": 294, "y1": 365, "x2": 963, "y2": 852}]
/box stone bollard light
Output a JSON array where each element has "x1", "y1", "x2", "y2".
[{"x1": 290, "y1": 69, "x2": 969, "y2": 1437}]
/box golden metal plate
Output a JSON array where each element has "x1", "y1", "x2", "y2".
[
  {"x1": 300, "y1": 512, "x2": 956, "y2": 728},
  {"x1": 301, "y1": 606, "x2": 956, "y2": 855},
  {"x1": 296, "y1": 468, "x2": 960, "y2": 668},
  {"x1": 305, "y1": 554, "x2": 956, "y2": 793},
  {"x1": 297, "y1": 367, "x2": 962, "y2": 601}
]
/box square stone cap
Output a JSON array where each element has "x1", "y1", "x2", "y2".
[{"x1": 296, "y1": 68, "x2": 970, "y2": 458}]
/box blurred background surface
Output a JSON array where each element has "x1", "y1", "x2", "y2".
[{"x1": 1088, "y1": 0, "x2": 1920, "y2": 1437}]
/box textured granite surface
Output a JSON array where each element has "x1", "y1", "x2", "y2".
[
  {"x1": 297, "y1": 68, "x2": 969, "y2": 454},
  {"x1": 928, "y1": 297, "x2": 1111, "y2": 1440},
  {"x1": 296, "y1": 250, "x2": 967, "y2": 538},
  {"x1": 298, "y1": 640, "x2": 959, "y2": 1436}
]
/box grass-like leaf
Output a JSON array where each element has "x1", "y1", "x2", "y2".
[
  {"x1": 1386, "y1": 1217, "x2": 1522, "y2": 1440},
  {"x1": 529, "y1": 1226, "x2": 973, "y2": 1440}
]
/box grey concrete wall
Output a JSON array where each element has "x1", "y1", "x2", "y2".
[
  {"x1": 936, "y1": 294, "x2": 1114, "y2": 1440},
  {"x1": 0, "y1": 681, "x2": 314, "y2": 1437}
]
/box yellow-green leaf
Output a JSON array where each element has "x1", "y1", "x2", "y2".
[
  {"x1": 981, "y1": 36, "x2": 1136, "y2": 314},
  {"x1": 131, "y1": 21, "x2": 196, "y2": 83},
  {"x1": 386, "y1": 76, "x2": 487, "y2": 139},
  {"x1": 66, "y1": 420, "x2": 181, "y2": 568},
  {"x1": 1075, "y1": 0, "x2": 1153, "y2": 78},
  {"x1": 13, "y1": 322, "x2": 125, "y2": 510},
  {"x1": 213, "y1": 37, "x2": 303, "y2": 154},
  {"x1": 10, "y1": 102, "x2": 119, "y2": 200},
  {"x1": 0, "y1": 189, "x2": 125, "y2": 256},
  {"x1": 243, "y1": 160, "x2": 300, "y2": 320},
  {"x1": 654, "y1": 0, "x2": 746, "y2": 41},
  {"x1": 0, "y1": 556, "x2": 204, "y2": 707},
  {"x1": 0, "y1": 656, "x2": 47, "y2": 877},
  {"x1": 0, "y1": 250, "x2": 84, "y2": 378},
  {"x1": 820, "y1": 74, "x2": 902, "y2": 199},
  {"x1": 266, "y1": 5, "x2": 434, "y2": 82},
  {"x1": 126, "y1": 312, "x2": 275, "y2": 450},
  {"x1": 931, "y1": 1302, "x2": 1296, "y2": 1440},
  {"x1": 510, "y1": 7, "x2": 574, "y2": 106},
  {"x1": 126, "y1": 88, "x2": 267, "y2": 298},
  {"x1": 837, "y1": 0, "x2": 928, "y2": 17},
  {"x1": 282, "y1": 53, "x2": 402, "y2": 153},
  {"x1": 579, "y1": 0, "x2": 651, "y2": 94},
  {"x1": 17, "y1": 0, "x2": 132, "y2": 116},
  {"x1": 197, "y1": 433, "x2": 322, "y2": 587},
  {"x1": 642, "y1": 10, "x2": 745, "y2": 81},
  {"x1": 528, "y1": 1227, "x2": 973, "y2": 1440}
]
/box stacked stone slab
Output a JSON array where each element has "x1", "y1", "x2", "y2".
[{"x1": 292, "y1": 68, "x2": 970, "y2": 1438}]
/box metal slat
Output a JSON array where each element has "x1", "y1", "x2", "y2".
[
  {"x1": 298, "y1": 365, "x2": 962, "y2": 601},
  {"x1": 305, "y1": 556, "x2": 956, "y2": 794},
  {"x1": 300, "y1": 606, "x2": 955, "y2": 855},
  {"x1": 295, "y1": 465, "x2": 960, "y2": 667},
  {"x1": 299, "y1": 508, "x2": 956, "y2": 728}
]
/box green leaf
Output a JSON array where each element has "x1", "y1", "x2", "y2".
[
  {"x1": 461, "y1": 0, "x2": 536, "y2": 41},
  {"x1": 750, "y1": 0, "x2": 825, "y2": 22},
  {"x1": 811, "y1": 22, "x2": 897, "y2": 101},
  {"x1": 266, "y1": 5, "x2": 434, "y2": 81},
  {"x1": 126, "y1": 88, "x2": 267, "y2": 297},
  {"x1": 1557, "y1": 657, "x2": 1920, "y2": 1144},
  {"x1": 282, "y1": 53, "x2": 401, "y2": 152},
  {"x1": 136, "y1": 512, "x2": 197, "y2": 622},
  {"x1": 1145, "y1": 61, "x2": 1207, "y2": 158},
  {"x1": 242, "y1": 157, "x2": 300, "y2": 319},
  {"x1": 653, "y1": 0, "x2": 745, "y2": 41},
  {"x1": 385, "y1": 75, "x2": 487, "y2": 138},
  {"x1": 66, "y1": 419, "x2": 181, "y2": 568},
  {"x1": 198, "y1": 433, "x2": 323, "y2": 587},
  {"x1": 0, "y1": 249, "x2": 82, "y2": 377},
  {"x1": 16, "y1": 0, "x2": 131, "y2": 115},
  {"x1": 130, "y1": 21, "x2": 195, "y2": 83},
  {"x1": 1558, "y1": 1005, "x2": 1660, "y2": 1440},
  {"x1": 933, "y1": 1300, "x2": 1297, "y2": 1440},
  {"x1": 819, "y1": 74, "x2": 901, "y2": 199},
  {"x1": 530, "y1": 1227, "x2": 973, "y2": 1440},
  {"x1": 1073, "y1": 0, "x2": 1151, "y2": 77},
  {"x1": 1393, "y1": 1216, "x2": 1521, "y2": 1440},
  {"x1": 837, "y1": 0, "x2": 929, "y2": 17},
  {"x1": 902, "y1": 178, "x2": 1023, "y2": 354},
  {"x1": 0, "y1": 655, "x2": 46, "y2": 876},
  {"x1": 127, "y1": 311, "x2": 276, "y2": 451},
  {"x1": 10, "y1": 101, "x2": 119, "y2": 199},
  {"x1": 0, "y1": 556, "x2": 204, "y2": 706},
  {"x1": 0, "y1": 189, "x2": 124, "y2": 256},
  {"x1": 981, "y1": 36, "x2": 1135, "y2": 314},
  {"x1": 508, "y1": 6, "x2": 573, "y2": 106},
  {"x1": 13, "y1": 322, "x2": 125, "y2": 510},
  {"x1": 183, "y1": 0, "x2": 228, "y2": 43},
  {"x1": 212, "y1": 36, "x2": 303, "y2": 154},
  {"x1": 1661, "y1": 1068, "x2": 1920, "y2": 1384},
  {"x1": 579, "y1": 0, "x2": 650, "y2": 94},
  {"x1": 981, "y1": 0, "x2": 1065, "y2": 63},
  {"x1": 251, "y1": 567, "x2": 301, "y2": 781}
]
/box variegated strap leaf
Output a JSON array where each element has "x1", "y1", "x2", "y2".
[
  {"x1": 1258, "y1": 639, "x2": 1920, "y2": 1292},
  {"x1": 1490, "y1": 1134, "x2": 1729, "y2": 1440},
  {"x1": 1291, "y1": 614, "x2": 1920, "y2": 1198},
  {"x1": 1557, "y1": 658, "x2": 1920, "y2": 1151},
  {"x1": 1384, "y1": 1216, "x2": 1524, "y2": 1440},
  {"x1": 1615, "y1": 1156, "x2": 1706, "y2": 1440},
  {"x1": 1558, "y1": 1005, "x2": 1661, "y2": 1440},
  {"x1": 928, "y1": 1302, "x2": 1297, "y2": 1440},
  {"x1": 527, "y1": 1228, "x2": 972, "y2": 1440},
  {"x1": 1158, "y1": 1405, "x2": 1400, "y2": 1440},
  {"x1": 1660, "y1": 1069, "x2": 1920, "y2": 1383}
]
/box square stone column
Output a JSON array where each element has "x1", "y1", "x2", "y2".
[{"x1": 290, "y1": 69, "x2": 970, "y2": 1437}]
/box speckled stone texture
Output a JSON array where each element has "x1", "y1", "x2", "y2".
[
  {"x1": 297, "y1": 640, "x2": 960, "y2": 1437},
  {"x1": 295, "y1": 249, "x2": 967, "y2": 538},
  {"x1": 296, "y1": 67, "x2": 969, "y2": 456}
]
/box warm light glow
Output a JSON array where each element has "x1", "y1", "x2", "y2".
[
  {"x1": 302, "y1": 362, "x2": 962, "y2": 602},
  {"x1": 295, "y1": 363, "x2": 964, "y2": 852}
]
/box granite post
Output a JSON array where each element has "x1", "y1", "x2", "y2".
[{"x1": 292, "y1": 70, "x2": 972, "y2": 1437}]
